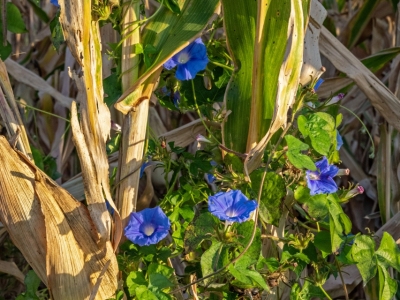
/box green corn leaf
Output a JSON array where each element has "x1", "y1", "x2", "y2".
[
  {"x1": 342, "y1": 0, "x2": 380, "y2": 49},
  {"x1": 244, "y1": 0, "x2": 310, "y2": 174},
  {"x1": 249, "y1": 0, "x2": 291, "y2": 140},
  {"x1": 362, "y1": 47, "x2": 400, "y2": 73},
  {"x1": 220, "y1": 0, "x2": 256, "y2": 152}
]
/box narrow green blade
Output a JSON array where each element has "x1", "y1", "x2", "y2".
[{"x1": 221, "y1": 0, "x2": 257, "y2": 152}]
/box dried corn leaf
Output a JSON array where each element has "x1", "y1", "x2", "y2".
[
  {"x1": 59, "y1": 0, "x2": 121, "y2": 247},
  {"x1": 0, "y1": 260, "x2": 25, "y2": 283},
  {"x1": 3, "y1": 58, "x2": 73, "y2": 108},
  {"x1": 299, "y1": 0, "x2": 327, "y2": 85},
  {"x1": 319, "y1": 26, "x2": 400, "y2": 131},
  {"x1": 161, "y1": 119, "x2": 210, "y2": 148},
  {"x1": 62, "y1": 118, "x2": 208, "y2": 201},
  {"x1": 0, "y1": 136, "x2": 118, "y2": 299},
  {"x1": 115, "y1": 0, "x2": 148, "y2": 228},
  {"x1": 316, "y1": 77, "x2": 353, "y2": 98},
  {"x1": 0, "y1": 60, "x2": 32, "y2": 157}
]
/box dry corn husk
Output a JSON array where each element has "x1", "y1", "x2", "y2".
[{"x1": 0, "y1": 136, "x2": 118, "y2": 300}]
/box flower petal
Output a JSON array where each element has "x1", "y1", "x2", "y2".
[
  {"x1": 336, "y1": 131, "x2": 343, "y2": 150},
  {"x1": 314, "y1": 78, "x2": 324, "y2": 91},
  {"x1": 124, "y1": 207, "x2": 170, "y2": 246},
  {"x1": 308, "y1": 177, "x2": 338, "y2": 195},
  {"x1": 163, "y1": 57, "x2": 178, "y2": 70},
  {"x1": 315, "y1": 157, "x2": 329, "y2": 172},
  {"x1": 208, "y1": 190, "x2": 257, "y2": 223},
  {"x1": 323, "y1": 164, "x2": 339, "y2": 178}
]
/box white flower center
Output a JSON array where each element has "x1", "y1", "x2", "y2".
[
  {"x1": 225, "y1": 207, "x2": 238, "y2": 218},
  {"x1": 177, "y1": 52, "x2": 190, "y2": 64},
  {"x1": 142, "y1": 223, "x2": 156, "y2": 236},
  {"x1": 309, "y1": 172, "x2": 320, "y2": 180}
]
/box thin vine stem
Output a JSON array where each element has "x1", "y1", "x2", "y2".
[
  {"x1": 209, "y1": 59, "x2": 234, "y2": 71},
  {"x1": 191, "y1": 80, "x2": 221, "y2": 144},
  {"x1": 319, "y1": 284, "x2": 333, "y2": 300},
  {"x1": 334, "y1": 257, "x2": 349, "y2": 300},
  {"x1": 170, "y1": 121, "x2": 293, "y2": 294},
  {"x1": 339, "y1": 104, "x2": 375, "y2": 157},
  {"x1": 16, "y1": 100, "x2": 71, "y2": 122}
]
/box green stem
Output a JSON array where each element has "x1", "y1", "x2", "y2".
[
  {"x1": 16, "y1": 100, "x2": 71, "y2": 122},
  {"x1": 191, "y1": 80, "x2": 220, "y2": 144},
  {"x1": 170, "y1": 121, "x2": 295, "y2": 294},
  {"x1": 118, "y1": 0, "x2": 164, "y2": 47},
  {"x1": 209, "y1": 59, "x2": 234, "y2": 71},
  {"x1": 318, "y1": 284, "x2": 333, "y2": 300},
  {"x1": 334, "y1": 257, "x2": 349, "y2": 300},
  {"x1": 339, "y1": 104, "x2": 375, "y2": 157}
]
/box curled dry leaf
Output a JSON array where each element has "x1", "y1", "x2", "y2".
[{"x1": 0, "y1": 136, "x2": 118, "y2": 300}]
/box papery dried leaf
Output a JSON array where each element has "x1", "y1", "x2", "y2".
[
  {"x1": 115, "y1": 0, "x2": 148, "y2": 227},
  {"x1": 0, "y1": 136, "x2": 118, "y2": 299},
  {"x1": 317, "y1": 77, "x2": 353, "y2": 99},
  {"x1": 319, "y1": 26, "x2": 400, "y2": 131},
  {"x1": 0, "y1": 260, "x2": 25, "y2": 283},
  {"x1": 300, "y1": 0, "x2": 326, "y2": 85},
  {"x1": 3, "y1": 58, "x2": 73, "y2": 109},
  {"x1": 0, "y1": 59, "x2": 32, "y2": 157},
  {"x1": 59, "y1": 0, "x2": 121, "y2": 247}
]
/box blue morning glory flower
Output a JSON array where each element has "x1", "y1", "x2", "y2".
[
  {"x1": 336, "y1": 131, "x2": 343, "y2": 150},
  {"x1": 306, "y1": 157, "x2": 339, "y2": 195},
  {"x1": 314, "y1": 78, "x2": 324, "y2": 91},
  {"x1": 140, "y1": 161, "x2": 150, "y2": 178},
  {"x1": 206, "y1": 173, "x2": 216, "y2": 184},
  {"x1": 163, "y1": 38, "x2": 208, "y2": 81},
  {"x1": 208, "y1": 190, "x2": 257, "y2": 223},
  {"x1": 50, "y1": 0, "x2": 59, "y2": 7},
  {"x1": 124, "y1": 207, "x2": 170, "y2": 246},
  {"x1": 105, "y1": 200, "x2": 114, "y2": 216}
]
